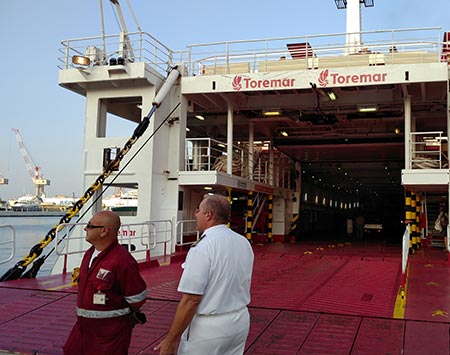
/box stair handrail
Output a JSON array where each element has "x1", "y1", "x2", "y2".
[
  {"x1": 401, "y1": 224, "x2": 411, "y2": 292},
  {"x1": 252, "y1": 193, "x2": 268, "y2": 233}
]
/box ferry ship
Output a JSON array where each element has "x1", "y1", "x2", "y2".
[
  {"x1": 8, "y1": 195, "x2": 41, "y2": 212},
  {"x1": 1, "y1": 0, "x2": 450, "y2": 353},
  {"x1": 0, "y1": 195, "x2": 78, "y2": 217}
]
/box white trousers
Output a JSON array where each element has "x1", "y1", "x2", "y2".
[{"x1": 177, "y1": 307, "x2": 250, "y2": 355}]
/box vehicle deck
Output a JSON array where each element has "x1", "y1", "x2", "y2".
[{"x1": 0, "y1": 240, "x2": 449, "y2": 355}]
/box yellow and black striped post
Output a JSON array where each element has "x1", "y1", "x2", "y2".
[
  {"x1": 405, "y1": 190, "x2": 413, "y2": 254},
  {"x1": 411, "y1": 191, "x2": 417, "y2": 250},
  {"x1": 246, "y1": 191, "x2": 253, "y2": 241},
  {"x1": 226, "y1": 187, "x2": 232, "y2": 228},
  {"x1": 415, "y1": 193, "x2": 422, "y2": 248},
  {"x1": 290, "y1": 214, "x2": 300, "y2": 242},
  {"x1": 267, "y1": 194, "x2": 273, "y2": 243}
]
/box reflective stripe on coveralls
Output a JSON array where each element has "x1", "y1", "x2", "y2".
[
  {"x1": 125, "y1": 289, "x2": 147, "y2": 304},
  {"x1": 76, "y1": 306, "x2": 130, "y2": 318}
]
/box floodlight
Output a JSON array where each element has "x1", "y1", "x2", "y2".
[{"x1": 72, "y1": 55, "x2": 91, "y2": 66}]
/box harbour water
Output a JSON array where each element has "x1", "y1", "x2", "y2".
[{"x1": 0, "y1": 216, "x2": 62, "y2": 278}]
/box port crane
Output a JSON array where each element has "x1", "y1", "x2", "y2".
[
  {"x1": 0, "y1": 174, "x2": 8, "y2": 185},
  {"x1": 11, "y1": 128, "x2": 50, "y2": 200}
]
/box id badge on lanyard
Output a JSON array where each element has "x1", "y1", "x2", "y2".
[
  {"x1": 93, "y1": 268, "x2": 111, "y2": 305},
  {"x1": 93, "y1": 290, "x2": 107, "y2": 305}
]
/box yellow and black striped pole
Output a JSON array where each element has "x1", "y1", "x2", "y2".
[
  {"x1": 267, "y1": 194, "x2": 273, "y2": 243},
  {"x1": 411, "y1": 191, "x2": 417, "y2": 250},
  {"x1": 405, "y1": 190, "x2": 413, "y2": 254},
  {"x1": 415, "y1": 193, "x2": 421, "y2": 248},
  {"x1": 290, "y1": 213, "x2": 300, "y2": 243},
  {"x1": 246, "y1": 191, "x2": 253, "y2": 241},
  {"x1": 226, "y1": 187, "x2": 232, "y2": 228}
]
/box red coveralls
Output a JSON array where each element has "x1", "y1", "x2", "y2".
[{"x1": 63, "y1": 241, "x2": 147, "y2": 355}]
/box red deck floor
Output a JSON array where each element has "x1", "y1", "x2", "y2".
[{"x1": 0, "y1": 241, "x2": 449, "y2": 354}]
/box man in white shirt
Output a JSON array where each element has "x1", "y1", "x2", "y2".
[{"x1": 155, "y1": 194, "x2": 254, "y2": 355}]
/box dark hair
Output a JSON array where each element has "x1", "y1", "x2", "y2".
[{"x1": 202, "y1": 194, "x2": 230, "y2": 223}]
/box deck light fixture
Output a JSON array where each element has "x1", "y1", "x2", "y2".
[
  {"x1": 310, "y1": 82, "x2": 337, "y2": 101},
  {"x1": 327, "y1": 91, "x2": 337, "y2": 101},
  {"x1": 72, "y1": 55, "x2": 91, "y2": 67},
  {"x1": 195, "y1": 115, "x2": 205, "y2": 120},
  {"x1": 263, "y1": 110, "x2": 282, "y2": 117},
  {"x1": 280, "y1": 130, "x2": 288, "y2": 137},
  {"x1": 357, "y1": 105, "x2": 378, "y2": 113}
]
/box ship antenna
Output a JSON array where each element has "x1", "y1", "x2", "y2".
[
  {"x1": 100, "y1": 0, "x2": 107, "y2": 62},
  {"x1": 125, "y1": 0, "x2": 142, "y2": 33}
]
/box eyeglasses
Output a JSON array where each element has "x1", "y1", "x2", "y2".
[{"x1": 86, "y1": 222, "x2": 105, "y2": 230}]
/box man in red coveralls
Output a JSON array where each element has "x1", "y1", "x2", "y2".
[{"x1": 63, "y1": 211, "x2": 147, "y2": 355}]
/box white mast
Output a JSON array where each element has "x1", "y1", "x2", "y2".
[{"x1": 334, "y1": 0, "x2": 374, "y2": 54}]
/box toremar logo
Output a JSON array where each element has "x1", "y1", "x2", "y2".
[
  {"x1": 232, "y1": 75, "x2": 295, "y2": 91},
  {"x1": 318, "y1": 70, "x2": 329, "y2": 87},
  {"x1": 318, "y1": 69, "x2": 387, "y2": 87},
  {"x1": 232, "y1": 76, "x2": 242, "y2": 90}
]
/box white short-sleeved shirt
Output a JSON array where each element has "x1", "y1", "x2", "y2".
[{"x1": 177, "y1": 224, "x2": 254, "y2": 315}]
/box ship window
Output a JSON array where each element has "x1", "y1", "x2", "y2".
[
  {"x1": 106, "y1": 112, "x2": 139, "y2": 138},
  {"x1": 97, "y1": 97, "x2": 143, "y2": 138},
  {"x1": 178, "y1": 191, "x2": 184, "y2": 211}
]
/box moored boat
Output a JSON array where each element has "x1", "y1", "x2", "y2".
[
  {"x1": 40, "y1": 195, "x2": 77, "y2": 211},
  {"x1": 9, "y1": 195, "x2": 41, "y2": 211}
]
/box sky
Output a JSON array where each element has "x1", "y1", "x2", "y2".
[{"x1": 1, "y1": 0, "x2": 449, "y2": 201}]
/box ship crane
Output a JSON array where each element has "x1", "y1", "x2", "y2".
[{"x1": 11, "y1": 128, "x2": 50, "y2": 200}]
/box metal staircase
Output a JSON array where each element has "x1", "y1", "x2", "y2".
[{"x1": 425, "y1": 194, "x2": 446, "y2": 248}]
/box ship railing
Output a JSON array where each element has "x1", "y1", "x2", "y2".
[
  {"x1": 57, "y1": 27, "x2": 444, "y2": 77},
  {"x1": 175, "y1": 220, "x2": 200, "y2": 248},
  {"x1": 0, "y1": 225, "x2": 15, "y2": 265},
  {"x1": 409, "y1": 131, "x2": 448, "y2": 169},
  {"x1": 54, "y1": 220, "x2": 172, "y2": 273},
  {"x1": 185, "y1": 27, "x2": 443, "y2": 76},
  {"x1": 185, "y1": 138, "x2": 294, "y2": 189},
  {"x1": 58, "y1": 31, "x2": 175, "y2": 78},
  {"x1": 137, "y1": 219, "x2": 173, "y2": 260}
]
